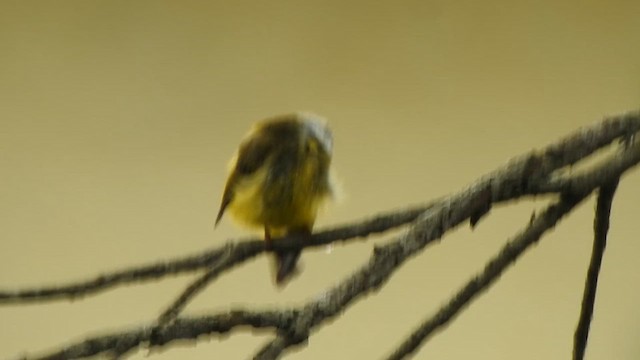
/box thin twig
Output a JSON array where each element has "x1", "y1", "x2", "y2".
[
  {"x1": 534, "y1": 139, "x2": 640, "y2": 195},
  {"x1": 385, "y1": 192, "x2": 588, "y2": 360},
  {"x1": 254, "y1": 336, "x2": 293, "y2": 360},
  {"x1": 155, "y1": 245, "x2": 234, "y2": 327},
  {"x1": 0, "y1": 202, "x2": 437, "y2": 304},
  {"x1": 25, "y1": 310, "x2": 298, "y2": 360},
  {"x1": 0, "y1": 245, "x2": 235, "y2": 304},
  {"x1": 573, "y1": 179, "x2": 620, "y2": 360}
]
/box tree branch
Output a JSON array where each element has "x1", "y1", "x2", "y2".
[
  {"x1": 0, "y1": 202, "x2": 438, "y2": 304},
  {"x1": 25, "y1": 310, "x2": 298, "y2": 360},
  {"x1": 385, "y1": 192, "x2": 588, "y2": 360},
  {"x1": 382, "y1": 134, "x2": 638, "y2": 360},
  {"x1": 155, "y1": 244, "x2": 234, "y2": 327},
  {"x1": 3, "y1": 111, "x2": 638, "y2": 305},
  {"x1": 246, "y1": 114, "x2": 640, "y2": 360},
  {"x1": 2, "y1": 111, "x2": 639, "y2": 307},
  {"x1": 6, "y1": 111, "x2": 640, "y2": 360},
  {"x1": 573, "y1": 179, "x2": 620, "y2": 360}
]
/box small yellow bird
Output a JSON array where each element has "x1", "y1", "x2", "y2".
[{"x1": 215, "y1": 112, "x2": 334, "y2": 285}]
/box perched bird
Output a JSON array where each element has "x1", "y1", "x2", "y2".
[{"x1": 215, "y1": 112, "x2": 334, "y2": 285}]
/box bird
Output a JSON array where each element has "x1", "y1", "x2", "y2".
[{"x1": 215, "y1": 112, "x2": 334, "y2": 286}]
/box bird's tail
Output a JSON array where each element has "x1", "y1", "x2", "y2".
[
  {"x1": 274, "y1": 249, "x2": 301, "y2": 286},
  {"x1": 271, "y1": 227, "x2": 310, "y2": 286}
]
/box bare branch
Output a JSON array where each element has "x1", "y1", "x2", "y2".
[
  {"x1": 0, "y1": 202, "x2": 437, "y2": 304},
  {"x1": 385, "y1": 192, "x2": 588, "y2": 360},
  {"x1": 0, "y1": 244, "x2": 236, "y2": 304},
  {"x1": 254, "y1": 336, "x2": 295, "y2": 360},
  {"x1": 534, "y1": 138, "x2": 640, "y2": 195},
  {"x1": 155, "y1": 245, "x2": 234, "y2": 327},
  {"x1": 244, "y1": 114, "x2": 640, "y2": 359},
  {"x1": 6, "y1": 111, "x2": 640, "y2": 360},
  {"x1": 25, "y1": 310, "x2": 297, "y2": 360},
  {"x1": 573, "y1": 179, "x2": 620, "y2": 360},
  {"x1": 2, "y1": 111, "x2": 638, "y2": 306}
]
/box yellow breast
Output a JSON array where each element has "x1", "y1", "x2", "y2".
[{"x1": 227, "y1": 157, "x2": 329, "y2": 234}]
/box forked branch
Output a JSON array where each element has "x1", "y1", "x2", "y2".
[
  {"x1": 573, "y1": 179, "x2": 620, "y2": 360},
  {"x1": 3, "y1": 111, "x2": 639, "y2": 360}
]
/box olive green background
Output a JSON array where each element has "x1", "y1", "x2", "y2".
[{"x1": 1, "y1": 1, "x2": 639, "y2": 359}]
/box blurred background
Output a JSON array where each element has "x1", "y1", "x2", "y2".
[{"x1": 1, "y1": 1, "x2": 639, "y2": 359}]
